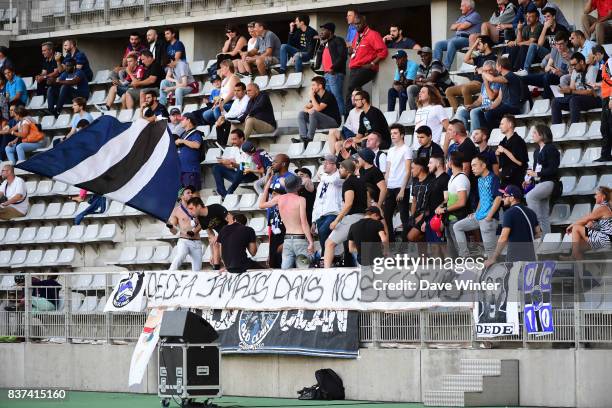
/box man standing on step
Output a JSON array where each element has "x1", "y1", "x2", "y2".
[
  {"x1": 187, "y1": 196, "x2": 229, "y2": 270},
  {"x1": 167, "y1": 186, "x2": 202, "y2": 271}
]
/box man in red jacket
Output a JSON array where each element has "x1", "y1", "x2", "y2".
[{"x1": 346, "y1": 15, "x2": 388, "y2": 115}]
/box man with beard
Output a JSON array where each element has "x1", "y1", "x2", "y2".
[{"x1": 167, "y1": 186, "x2": 202, "y2": 271}]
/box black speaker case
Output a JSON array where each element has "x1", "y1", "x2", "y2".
[{"x1": 158, "y1": 343, "x2": 222, "y2": 399}]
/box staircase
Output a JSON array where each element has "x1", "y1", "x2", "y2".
[{"x1": 423, "y1": 359, "x2": 519, "y2": 407}]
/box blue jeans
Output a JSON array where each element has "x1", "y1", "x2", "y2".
[
  {"x1": 324, "y1": 73, "x2": 345, "y2": 116},
  {"x1": 483, "y1": 103, "x2": 521, "y2": 129},
  {"x1": 75, "y1": 195, "x2": 106, "y2": 225},
  {"x1": 159, "y1": 79, "x2": 194, "y2": 107},
  {"x1": 388, "y1": 87, "x2": 408, "y2": 113},
  {"x1": 212, "y1": 164, "x2": 257, "y2": 197},
  {"x1": 551, "y1": 95, "x2": 601, "y2": 124},
  {"x1": 316, "y1": 214, "x2": 336, "y2": 255},
  {"x1": 47, "y1": 85, "x2": 88, "y2": 115},
  {"x1": 202, "y1": 102, "x2": 232, "y2": 126},
  {"x1": 523, "y1": 44, "x2": 549, "y2": 71},
  {"x1": 5, "y1": 141, "x2": 45, "y2": 163},
  {"x1": 434, "y1": 36, "x2": 469, "y2": 69},
  {"x1": 455, "y1": 106, "x2": 486, "y2": 132},
  {"x1": 279, "y1": 44, "x2": 310, "y2": 72}
]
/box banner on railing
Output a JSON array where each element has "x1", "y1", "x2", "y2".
[
  {"x1": 202, "y1": 309, "x2": 359, "y2": 358},
  {"x1": 103, "y1": 268, "x2": 480, "y2": 313},
  {"x1": 474, "y1": 263, "x2": 520, "y2": 338},
  {"x1": 129, "y1": 307, "x2": 164, "y2": 387},
  {"x1": 523, "y1": 261, "x2": 555, "y2": 335}
]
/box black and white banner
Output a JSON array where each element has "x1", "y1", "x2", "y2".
[
  {"x1": 523, "y1": 261, "x2": 555, "y2": 335},
  {"x1": 202, "y1": 309, "x2": 359, "y2": 358},
  {"x1": 474, "y1": 263, "x2": 520, "y2": 338}
]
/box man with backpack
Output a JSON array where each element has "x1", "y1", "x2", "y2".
[{"x1": 176, "y1": 113, "x2": 204, "y2": 190}]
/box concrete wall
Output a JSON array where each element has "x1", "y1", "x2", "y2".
[{"x1": 3, "y1": 343, "x2": 612, "y2": 407}]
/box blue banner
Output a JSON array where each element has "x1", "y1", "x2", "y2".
[{"x1": 523, "y1": 261, "x2": 555, "y2": 335}]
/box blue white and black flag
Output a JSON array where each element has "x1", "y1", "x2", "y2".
[{"x1": 16, "y1": 115, "x2": 181, "y2": 222}]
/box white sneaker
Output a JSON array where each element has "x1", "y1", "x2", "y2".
[{"x1": 515, "y1": 69, "x2": 528, "y2": 76}]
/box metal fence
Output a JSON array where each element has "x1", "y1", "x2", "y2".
[{"x1": 1, "y1": 271, "x2": 612, "y2": 347}]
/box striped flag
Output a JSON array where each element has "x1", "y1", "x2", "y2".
[{"x1": 16, "y1": 115, "x2": 181, "y2": 222}]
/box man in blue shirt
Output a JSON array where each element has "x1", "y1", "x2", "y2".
[
  {"x1": 3, "y1": 66, "x2": 27, "y2": 106},
  {"x1": 387, "y1": 50, "x2": 418, "y2": 113},
  {"x1": 482, "y1": 56, "x2": 523, "y2": 129},
  {"x1": 345, "y1": 9, "x2": 359, "y2": 46},
  {"x1": 47, "y1": 59, "x2": 89, "y2": 117},
  {"x1": 63, "y1": 39, "x2": 93, "y2": 82},
  {"x1": 164, "y1": 27, "x2": 186, "y2": 64},
  {"x1": 176, "y1": 112, "x2": 204, "y2": 189},
  {"x1": 434, "y1": 0, "x2": 482, "y2": 70},
  {"x1": 65, "y1": 97, "x2": 93, "y2": 139},
  {"x1": 513, "y1": 0, "x2": 538, "y2": 30}
]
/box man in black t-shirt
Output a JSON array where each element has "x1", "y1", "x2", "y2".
[
  {"x1": 424, "y1": 154, "x2": 449, "y2": 242},
  {"x1": 348, "y1": 206, "x2": 388, "y2": 266},
  {"x1": 217, "y1": 212, "x2": 259, "y2": 273},
  {"x1": 354, "y1": 90, "x2": 391, "y2": 149},
  {"x1": 357, "y1": 148, "x2": 387, "y2": 210},
  {"x1": 482, "y1": 56, "x2": 523, "y2": 129},
  {"x1": 296, "y1": 167, "x2": 316, "y2": 225},
  {"x1": 407, "y1": 157, "x2": 433, "y2": 242},
  {"x1": 36, "y1": 42, "x2": 61, "y2": 97},
  {"x1": 415, "y1": 125, "x2": 444, "y2": 161},
  {"x1": 324, "y1": 159, "x2": 368, "y2": 268},
  {"x1": 296, "y1": 76, "x2": 341, "y2": 142},
  {"x1": 496, "y1": 114, "x2": 528, "y2": 188},
  {"x1": 187, "y1": 197, "x2": 228, "y2": 270},
  {"x1": 125, "y1": 50, "x2": 163, "y2": 110}
]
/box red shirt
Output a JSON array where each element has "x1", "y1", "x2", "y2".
[
  {"x1": 349, "y1": 27, "x2": 388, "y2": 71},
  {"x1": 322, "y1": 47, "x2": 333, "y2": 72},
  {"x1": 593, "y1": 0, "x2": 612, "y2": 19}
]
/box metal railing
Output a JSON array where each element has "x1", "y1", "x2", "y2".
[{"x1": 2, "y1": 271, "x2": 612, "y2": 347}]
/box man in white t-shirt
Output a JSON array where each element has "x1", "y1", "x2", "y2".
[
  {"x1": 327, "y1": 89, "x2": 362, "y2": 155},
  {"x1": 0, "y1": 164, "x2": 28, "y2": 219},
  {"x1": 383, "y1": 124, "x2": 413, "y2": 236},
  {"x1": 412, "y1": 85, "x2": 449, "y2": 149}
]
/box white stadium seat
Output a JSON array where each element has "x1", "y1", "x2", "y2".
[
  {"x1": 51, "y1": 181, "x2": 68, "y2": 195},
  {"x1": 249, "y1": 217, "x2": 266, "y2": 235},
  {"x1": 489, "y1": 128, "x2": 504, "y2": 146},
  {"x1": 398, "y1": 109, "x2": 416, "y2": 126},
  {"x1": 9, "y1": 250, "x2": 27, "y2": 268},
  {"x1": 560, "y1": 176, "x2": 577, "y2": 196},
  {"x1": 239, "y1": 193, "x2": 258, "y2": 210},
  {"x1": 67, "y1": 225, "x2": 86, "y2": 242},
  {"x1": 582, "y1": 147, "x2": 602, "y2": 165},
  {"x1": 567, "y1": 203, "x2": 592, "y2": 224},
  {"x1": 136, "y1": 246, "x2": 154, "y2": 263},
  {"x1": 268, "y1": 74, "x2": 286, "y2": 89},
  {"x1": 254, "y1": 243, "x2": 269, "y2": 262},
  {"x1": 573, "y1": 174, "x2": 598, "y2": 195},
  {"x1": 23, "y1": 250, "x2": 44, "y2": 267},
  {"x1": 537, "y1": 233, "x2": 562, "y2": 254},
  {"x1": 302, "y1": 141, "x2": 323, "y2": 157},
  {"x1": 36, "y1": 226, "x2": 53, "y2": 243},
  {"x1": 0, "y1": 227, "x2": 6, "y2": 242},
  {"x1": 43, "y1": 202, "x2": 62, "y2": 218},
  {"x1": 51, "y1": 225, "x2": 69, "y2": 241},
  {"x1": 191, "y1": 60, "x2": 206, "y2": 75},
  {"x1": 36, "y1": 180, "x2": 53, "y2": 195},
  {"x1": 0, "y1": 250, "x2": 11, "y2": 268},
  {"x1": 53, "y1": 114, "x2": 72, "y2": 129},
  {"x1": 117, "y1": 109, "x2": 134, "y2": 122},
  {"x1": 82, "y1": 224, "x2": 99, "y2": 241},
  {"x1": 88, "y1": 90, "x2": 106, "y2": 105},
  {"x1": 205, "y1": 195, "x2": 223, "y2": 206},
  {"x1": 40, "y1": 115, "x2": 56, "y2": 130},
  {"x1": 549, "y1": 204, "x2": 571, "y2": 225},
  {"x1": 78, "y1": 296, "x2": 99, "y2": 313},
  {"x1": 56, "y1": 249, "x2": 76, "y2": 266},
  {"x1": 253, "y1": 76, "x2": 269, "y2": 90},
  {"x1": 287, "y1": 143, "x2": 305, "y2": 158},
  {"x1": 384, "y1": 111, "x2": 398, "y2": 124},
  {"x1": 564, "y1": 122, "x2": 587, "y2": 140},
  {"x1": 4, "y1": 227, "x2": 21, "y2": 244},
  {"x1": 27, "y1": 95, "x2": 45, "y2": 110},
  {"x1": 60, "y1": 201, "x2": 77, "y2": 218},
  {"x1": 28, "y1": 203, "x2": 46, "y2": 219},
  {"x1": 153, "y1": 246, "x2": 172, "y2": 263},
  {"x1": 19, "y1": 227, "x2": 37, "y2": 244},
  {"x1": 25, "y1": 180, "x2": 37, "y2": 195},
  {"x1": 585, "y1": 121, "x2": 602, "y2": 139},
  {"x1": 560, "y1": 148, "x2": 581, "y2": 167},
  {"x1": 222, "y1": 194, "x2": 240, "y2": 211},
  {"x1": 599, "y1": 173, "x2": 612, "y2": 188},
  {"x1": 284, "y1": 72, "x2": 303, "y2": 89},
  {"x1": 41, "y1": 249, "x2": 60, "y2": 266}
]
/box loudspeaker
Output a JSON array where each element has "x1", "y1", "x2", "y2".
[{"x1": 159, "y1": 310, "x2": 218, "y2": 343}]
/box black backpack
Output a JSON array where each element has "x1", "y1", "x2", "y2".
[{"x1": 297, "y1": 369, "x2": 345, "y2": 400}]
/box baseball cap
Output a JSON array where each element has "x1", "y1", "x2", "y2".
[
  {"x1": 392, "y1": 50, "x2": 407, "y2": 59},
  {"x1": 340, "y1": 159, "x2": 356, "y2": 173},
  {"x1": 365, "y1": 206, "x2": 382, "y2": 217},
  {"x1": 170, "y1": 108, "x2": 181, "y2": 115},
  {"x1": 320, "y1": 22, "x2": 336, "y2": 32},
  {"x1": 283, "y1": 173, "x2": 302, "y2": 193},
  {"x1": 500, "y1": 185, "x2": 524, "y2": 200},
  {"x1": 418, "y1": 46, "x2": 433, "y2": 55},
  {"x1": 241, "y1": 140, "x2": 256, "y2": 154},
  {"x1": 319, "y1": 154, "x2": 337, "y2": 164},
  {"x1": 357, "y1": 148, "x2": 375, "y2": 164},
  {"x1": 296, "y1": 167, "x2": 312, "y2": 178}
]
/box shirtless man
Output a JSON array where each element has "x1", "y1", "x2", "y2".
[
  {"x1": 259, "y1": 173, "x2": 314, "y2": 269},
  {"x1": 166, "y1": 186, "x2": 202, "y2": 271}
]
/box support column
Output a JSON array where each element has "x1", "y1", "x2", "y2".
[{"x1": 180, "y1": 25, "x2": 196, "y2": 63}]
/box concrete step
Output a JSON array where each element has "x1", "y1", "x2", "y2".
[
  {"x1": 423, "y1": 390, "x2": 464, "y2": 407},
  {"x1": 459, "y1": 358, "x2": 501, "y2": 376},
  {"x1": 441, "y1": 374, "x2": 483, "y2": 392}
]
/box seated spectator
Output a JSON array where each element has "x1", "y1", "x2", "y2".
[
  {"x1": 215, "y1": 81, "x2": 250, "y2": 146},
  {"x1": 570, "y1": 30, "x2": 597, "y2": 61},
  {"x1": 213, "y1": 129, "x2": 257, "y2": 198},
  {"x1": 552, "y1": 52, "x2": 600, "y2": 124},
  {"x1": 424, "y1": 154, "x2": 450, "y2": 242},
  {"x1": 248, "y1": 21, "x2": 281, "y2": 76},
  {"x1": 365, "y1": 132, "x2": 387, "y2": 172},
  {"x1": 61, "y1": 39, "x2": 93, "y2": 82},
  {"x1": 594, "y1": 45, "x2": 612, "y2": 162},
  {"x1": 507, "y1": 9, "x2": 545, "y2": 73},
  {"x1": 146, "y1": 28, "x2": 169, "y2": 68},
  {"x1": 383, "y1": 23, "x2": 420, "y2": 49},
  {"x1": 388, "y1": 50, "x2": 419, "y2": 114},
  {"x1": 345, "y1": 15, "x2": 388, "y2": 115},
  {"x1": 35, "y1": 41, "x2": 61, "y2": 97},
  {"x1": 296, "y1": 76, "x2": 341, "y2": 143},
  {"x1": 5, "y1": 106, "x2": 45, "y2": 164},
  {"x1": 234, "y1": 22, "x2": 260, "y2": 75},
  {"x1": 0, "y1": 105, "x2": 17, "y2": 161},
  {"x1": 525, "y1": 124, "x2": 560, "y2": 235},
  {"x1": 520, "y1": 16, "x2": 570, "y2": 90},
  {"x1": 535, "y1": 0, "x2": 570, "y2": 30},
  {"x1": 168, "y1": 108, "x2": 185, "y2": 138},
  {"x1": 352, "y1": 90, "x2": 390, "y2": 149},
  {"x1": 485, "y1": 185, "x2": 541, "y2": 266},
  {"x1": 315, "y1": 22, "x2": 348, "y2": 116},
  {"x1": 348, "y1": 206, "x2": 388, "y2": 266},
  {"x1": 512, "y1": 0, "x2": 538, "y2": 33},
  {"x1": 176, "y1": 112, "x2": 204, "y2": 189},
  {"x1": 583, "y1": 0, "x2": 612, "y2": 44},
  {"x1": 167, "y1": 188, "x2": 202, "y2": 271},
  {"x1": 4, "y1": 66, "x2": 27, "y2": 107},
  {"x1": 0, "y1": 163, "x2": 28, "y2": 219},
  {"x1": 407, "y1": 47, "x2": 453, "y2": 111},
  {"x1": 0, "y1": 74, "x2": 8, "y2": 124},
  {"x1": 446, "y1": 35, "x2": 496, "y2": 111},
  {"x1": 406, "y1": 157, "x2": 433, "y2": 242},
  {"x1": 30, "y1": 275, "x2": 61, "y2": 312},
  {"x1": 383, "y1": 124, "x2": 412, "y2": 236},
  {"x1": 64, "y1": 97, "x2": 93, "y2": 140},
  {"x1": 278, "y1": 15, "x2": 318, "y2": 74},
  {"x1": 217, "y1": 25, "x2": 248, "y2": 69},
  {"x1": 164, "y1": 27, "x2": 186, "y2": 65},
  {"x1": 159, "y1": 58, "x2": 198, "y2": 107},
  {"x1": 327, "y1": 89, "x2": 362, "y2": 152},
  {"x1": 413, "y1": 85, "x2": 449, "y2": 150},
  {"x1": 472, "y1": 127, "x2": 499, "y2": 174},
  {"x1": 111, "y1": 32, "x2": 146, "y2": 82},
  {"x1": 232, "y1": 83, "x2": 276, "y2": 138},
  {"x1": 415, "y1": 125, "x2": 445, "y2": 161},
  {"x1": 323, "y1": 159, "x2": 368, "y2": 268},
  {"x1": 482, "y1": 56, "x2": 523, "y2": 129},
  {"x1": 188, "y1": 196, "x2": 229, "y2": 270},
  {"x1": 217, "y1": 211, "x2": 259, "y2": 273},
  {"x1": 434, "y1": 0, "x2": 482, "y2": 70},
  {"x1": 47, "y1": 59, "x2": 89, "y2": 117},
  {"x1": 454, "y1": 60, "x2": 501, "y2": 132},
  {"x1": 496, "y1": 114, "x2": 528, "y2": 188},
  {"x1": 124, "y1": 50, "x2": 163, "y2": 110},
  {"x1": 565, "y1": 186, "x2": 612, "y2": 260},
  {"x1": 242, "y1": 141, "x2": 273, "y2": 194},
  {"x1": 453, "y1": 154, "x2": 502, "y2": 258},
  {"x1": 312, "y1": 155, "x2": 344, "y2": 254},
  {"x1": 480, "y1": 0, "x2": 516, "y2": 44},
  {"x1": 98, "y1": 52, "x2": 142, "y2": 112},
  {"x1": 0, "y1": 46, "x2": 12, "y2": 73},
  {"x1": 140, "y1": 90, "x2": 169, "y2": 120},
  {"x1": 357, "y1": 148, "x2": 387, "y2": 210}
]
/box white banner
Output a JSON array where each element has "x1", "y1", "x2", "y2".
[
  {"x1": 474, "y1": 263, "x2": 520, "y2": 338},
  {"x1": 104, "y1": 268, "x2": 478, "y2": 313},
  {"x1": 129, "y1": 308, "x2": 164, "y2": 387}
]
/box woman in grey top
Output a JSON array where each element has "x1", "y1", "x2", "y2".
[{"x1": 479, "y1": 0, "x2": 517, "y2": 44}]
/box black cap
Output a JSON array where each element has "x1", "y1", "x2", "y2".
[
  {"x1": 392, "y1": 50, "x2": 407, "y2": 59},
  {"x1": 170, "y1": 107, "x2": 181, "y2": 115},
  {"x1": 182, "y1": 112, "x2": 198, "y2": 125},
  {"x1": 320, "y1": 22, "x2": 336, "y2": 32}
]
